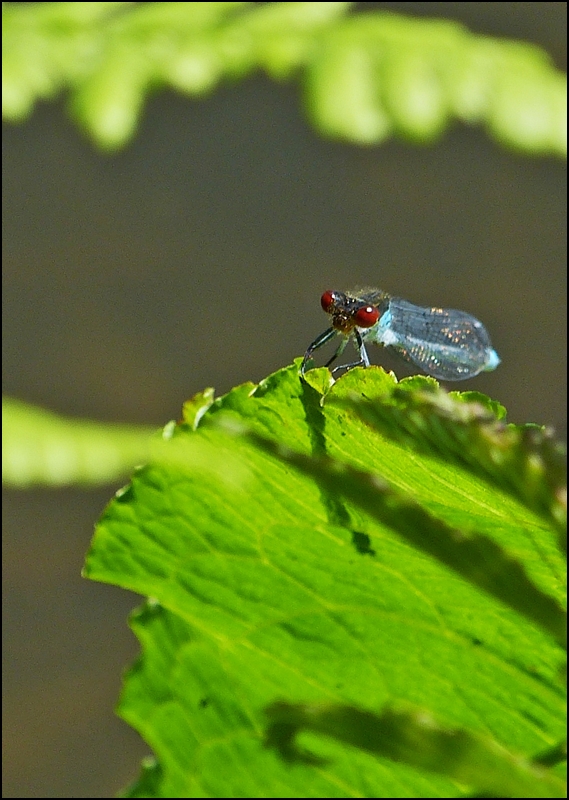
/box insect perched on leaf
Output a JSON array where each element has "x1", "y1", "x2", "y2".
[{"x1": 301, "y1": 288, "x2": 500, "y2": 380}]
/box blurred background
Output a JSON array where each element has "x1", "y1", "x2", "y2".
[{"x1": 2, "y1": 2, "x2": 566, "y2": 797}]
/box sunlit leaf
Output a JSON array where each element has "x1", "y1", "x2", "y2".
[
  {"x1": 84, "y1": 364, "x2": 566, "y2": 797},
  {"x1": 2, "y1": 397, "x2": 156, "y2": 487},
  {"x1": 3, "y1": 2, "x2": 566, "y2": 155}
]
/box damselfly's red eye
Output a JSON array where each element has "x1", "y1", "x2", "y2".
[
  {"x1": 321, "y1": 291, "x2": 337, "y2": 313},
  {"x1": 354, "y1": 305, "x2": 380, "y2": 328}
]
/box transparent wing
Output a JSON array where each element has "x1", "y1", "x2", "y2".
[{"x1": 370, "y1": 298, "x2": 499, "y2": 380}]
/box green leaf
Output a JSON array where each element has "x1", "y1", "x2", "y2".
[
  {"x1": 84, "y1": 364, "x2": 566, "y2": 797},
  {"x1": 246, "y1": 428, "x2": 567, "y2": 649},
  {"x1": 3, "y1": 2, "x2": 566, "y2": 155},
  {"x1": 2, "y1": 396, "x2": 157, "y2": 487},
  {"x1": 265, "y1": 702, "x2": 567, "y2": 798},
  {"x1": 327, "y1": 369, "x2": 567, "y2": 547},
  {"x1": 1, "y1": 393, "x2": 248, "y2": 489}
]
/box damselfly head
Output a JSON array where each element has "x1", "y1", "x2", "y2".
[{"x1": 320, "y1": 290, "x2": 380, "y2": 333}]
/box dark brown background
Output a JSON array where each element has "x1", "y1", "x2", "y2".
[{"x1": 2, "y1": 3, "x2": 566, "y2": 797}]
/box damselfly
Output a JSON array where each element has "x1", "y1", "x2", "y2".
[{"x1": 301, "y1": 288, "x2": 500, "y2": 380}]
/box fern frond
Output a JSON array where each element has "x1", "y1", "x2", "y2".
[{"x1": 3, "y1": 2, "x2": 566, "y2": 155}]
